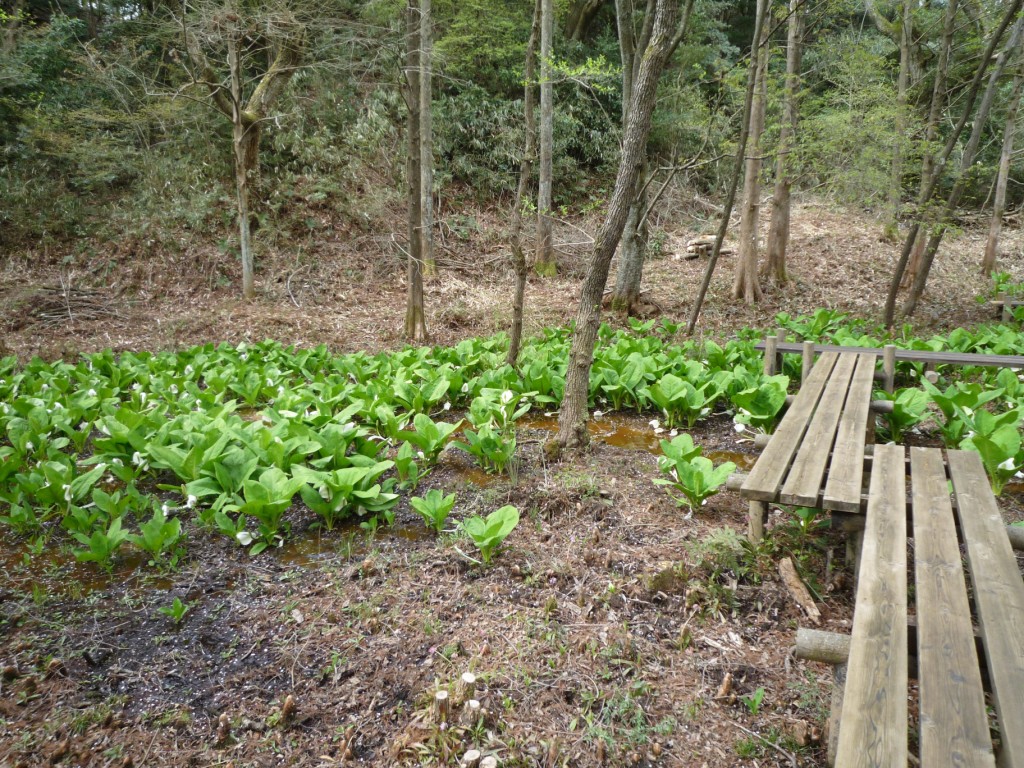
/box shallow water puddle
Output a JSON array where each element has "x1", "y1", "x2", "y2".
[
  {"x1": 518, "y1": 413, "x2": 758, "y2": 470},
  {"x1": 2, "y1": 543, "x2": 171, "y2": 597}
]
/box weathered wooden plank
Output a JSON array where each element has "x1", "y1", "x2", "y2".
[
  {"x1": 753, "y1": 341, "x2": 1024, "y2": 369},
  {"x1": 835, "y1": 443, "x2": 908, "y2": 768},
  {"x1": 741, "y1": 351, "x2": 839, "y2": 502},
  {"x1": 780, "y1": 353, "x2": 858, "y2": 507},
  {"x1": 910, "y1": 447, "x2": 995, "y2": 768},
  {"x1": 948, "y1": 450, "x2": 1024, "y2": 768},
  {"x1": 822, "y1": 353, "x2": 877, "y2": 512}
]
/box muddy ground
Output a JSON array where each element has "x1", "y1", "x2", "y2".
[{"x1": 1, "y1": 201, "x2": 1023, "y2": 767}]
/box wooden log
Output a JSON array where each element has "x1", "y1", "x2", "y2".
[
  {"x1": 434, "y1": 690, "x2": 450, "y2": 723},
  {"x1": 747, "y1": 499, "x2": 767, "y2": 544},
  {"x1": 1007, "y1": 524, "x2": 1024, "y2": 551},
  {"x1": 456, "y1": 672, "x2": 477, "y2": 703},
  {"x1": 795, "y1": 628, "x2": 850, "y2": 665},
  {"x1": 828, "y1": 664, "x2": 846, "y2": 768},
  {"x1": 779, "y1": 557, "x2": 821, "y2": 624}
]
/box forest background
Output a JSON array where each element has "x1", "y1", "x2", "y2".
[{"x1": 1, "y1": 0, "x2": 1022, "y2": 354}]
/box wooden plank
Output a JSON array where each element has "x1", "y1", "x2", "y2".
[
  {"x1": 948, "y1": 450, "x2": 1024, "y2": 768},
  {"x1": 910, "y1": 447, "x2": 995, "y2": 768},
  {"x1": 835, "y1": 443, "x2": 908, "y2": 768},
  {"x1": 740, "y1": 351, "x2": 839, "y2": 502},
  {"x1": 822, "y1": 353, "x2": 877, "y2": 512},
  {"x1": 753, "y1": 341, "x2": 1024, "y2": 369},
  {"x1": 780, "y1": 353, "x2": 859, "y2": 506}
]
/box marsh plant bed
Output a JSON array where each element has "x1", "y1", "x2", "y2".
[{"x1": 2, "y1": 413, "x2": 852, "y2": 768}]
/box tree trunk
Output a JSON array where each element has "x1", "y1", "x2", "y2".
[
  {"x1": 901, "y1": 15, "x2": 1024, "y2": 317},
  {"x1": 535, "y1": 0, "x2": 557, "y2": 277},
  {"x1": 901, "y1": 0, "x2": 959, "y2": 288},
  {"x1": 733, "y1": 31, "x2": 768, "y2": 304},
  {"x1": 566, "y1": 0, "x2": 605, "y2": 40},
  {"x1": 764, "y1": 0, "x2": 802, "y2": 283},
  {"x1": 507, "y1": 0, "x2": 542, "y2": 367},
  {"x1": 882, "y1": 0, "x2": 1023, "y2": 325},
  {"x1": 404, "y1": 0, "x2": 427, "y2": 341},
  {"x1": 557, "y1": 0, "x2": 678, "y2": 452},
  {"x1": 419, "y1": 0, "x2": 435, "y2": 279},
  {"x1": 227, "y1": 27, "x2": 254, "y2": 300},
  {"x1": 982, "y1": 65, "x2": 1023, "y2": 276},
  {"x1": 883, "y1": 0, "x2": 912, "y2": 239},
  {"x1": 686, "y1": 0, "x2": 769, "y2": 332}
]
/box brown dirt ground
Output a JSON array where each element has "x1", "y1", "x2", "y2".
[{"x1": 1, "y1": 201, "x2": 1023, "y2": 768}]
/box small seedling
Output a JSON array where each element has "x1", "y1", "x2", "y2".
[
  {"x1": 461, "y1": 505, "x2": 520, "y2": 564},
  {"x1": 741, "y1": 686, "x2": 765, "y2": 716},
  {"x1": 158, "y1": 597, "x2": 193, "y2": 625},
  {"x1": 410, "y1": 489, "x2": 456, "y2": 533}
]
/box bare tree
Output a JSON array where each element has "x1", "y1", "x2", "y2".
[
  {"x1": 982, "y1": 62, "x2": 1023, "y2": 276},
  {"x1": 685, "y1": 0, "x2": 769, "y2": 332},
  {"x1": 609, "y1": 0, "x2": 653, "y2": 314},
  {"x1": 883, "y1": 0, "x2": 1024, "y2": 324},
  {"x1": 556, "y1": 0, "x2": 680, "y2": 452},
  {"x1": 535, "y1": 0, "x2": 557, "y2": 277},
  {"x1": 181, "y1": 2, "x2": 305, "y2": 299},
  {"x1": 764, "y1": 0, "x2": 802, "y2": 284},
  {"x1": 732, "y1": 18, "x2": 769, "y2": 304},
  {"x1": 901, "y1": 0, "x2": 959, "y2": 288},
  {"x1": 901, "y1": 14, "x2": 1024, "y2": 316},
  {"x1": 507, "y1": 0, "x2": 543, "y2": 367},
  {"x1": 403, "y1": 0, "x2": 427, "y2": 341},
  {"x1": 419, "y1": 0, "x2": 435, "y2": 280}
]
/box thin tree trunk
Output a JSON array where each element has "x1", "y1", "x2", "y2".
[
  {"x1": 227, "y1": 28, "x2": 254, "y2": 300},
  {"x1": 404, "y1": 1, "x2": 427, "y2": 341},
  {"x1": 902, "y1": 0, "x2": 958, "y2": 287},
  {"x1": 733, "y1": 32, "x2": 768, "y2": 303},
  {"x1": 882, "y1": 0, "x2": 1023, "y2": 325},
  {"x1": 420, "y1": 0, "x2": 435, "y2": 279},
  {"x1": 901, "y1": 15, "x2": 1024, "y2": 317},
  {"x1": 765, "y1": 0, "x2": 802, "y2": 283},
  {"x1": 686, "y1": 0, "x2": 768, "y2": 333},
  {"x1": 982, "y1": 65, "x2": 1023, "y2": 276},
  {"x1": 557, "y1": 0, "x2": 678, "y2": 452},
  {"x1": 611, "y1": 0, "x2": 642, "y2": 313},
  {"x1": 2, "y1": 0, "x2": 24, "y2": 55},
  {"x1": 507, "y1": 0, "x2": 542, "y2": 367},
  {"x1": 883, "y1": 0, "x2": 912, "y2": 239},
  {"x1": 536, "y1": 0, "x2": 557, "y2": 276}
]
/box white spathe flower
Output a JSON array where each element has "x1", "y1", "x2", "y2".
[
  {"x1": 277, "y1": 386, "x2": 285, "y2": 397},
  {"x1": 111, "y1": 457, "x2": 123, "y2": 467},
  {"x1": 443, "y1": 401, "x2": 451, "y2": 411},
  {"x1": 654, "y1": 427, "x2": 665, "y2": 434},
  {"x1": 669, "y1": 429, "x2": 678, "y2": 438},
  {"x1": 963, "y1": 406, "x2": 974, "y2": 416},
  {"x1": 132, "y1": 451, "x2": 145, "y2": 466},
  {"x1": 501, "y1": 390, "x2": 515, "y2": 405},
  {"x1": 53, "y1": 402, "x2": 63, "y2": 410},
  {"x1": 266, "y1": 377, "x2": 274, "y2": 387},
  {"x1": 25, "y1": 441, "x2": 34, "y2": 452},
  {"x1": 998, "y1": 457, "x2": 1016, "y2": 471},
  {"x1": 41, "y1": 383, "x2": 48, "y2": 392},
  {"x1": 185, "y1": 494, "x2": 197, "y2": 508},
  {"x1": 593, "y1": 410, "x2": 604, "y2": 418},
  {"x1": 139, "y1": 391, "x2": 147, "y2": 404},
  {"x1": 649, "y1": 419, "x2": 660, "y2": 429},
  {"x1": 132, "y1": 383, "x2": 142, "y2": 391},
  {"x1": 417, "y1": 451, "x2": 426, "y2": 460},
  {"x1": 169, "y1": 384, "x2": 178, "y2": 395},
  {"x1": 87, "y1": 388, "x2": 97, "y2": 398},
  {"x1": 79, "y1": 421, "x2": 89, "y2": 431},
  {"x1": 236, "y1": 531, "x2": 254, "y2": 546},
  {"x1": 734, "y1": 422, "x2": 746, "y2": 433},
  {"x1": 161, "y1": 503, "x2": 170, "y2": 515},
  {"x1": 63, "y1": 484, "x2": 73, "y2": 502},
  {"x1": 461, "y1": 383, "x2": 470, "y2": 394},
  {"x1": 319, "y1": 485, "x2": 331, "y2": 501}
]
